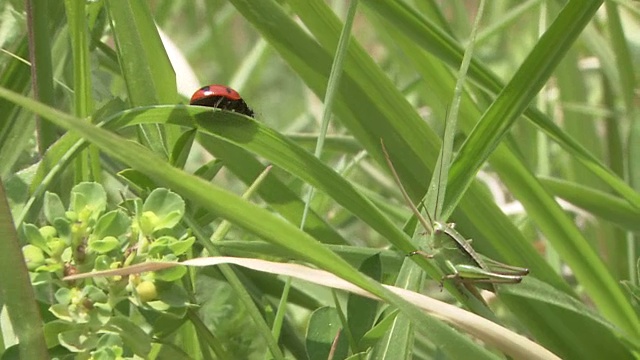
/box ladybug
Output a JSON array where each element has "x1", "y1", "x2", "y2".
[{"x1": 189, "y1": 84, "x2": 254, "y2": 118}]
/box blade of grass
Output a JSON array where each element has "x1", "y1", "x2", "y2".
[
  {"x1": 186, "y1": 309, "x2": 231, "y2": 359},
  {"x1": 104, "y1": 0, "x2": 177, "y2": 158},
  {"x1": 428, "y1": 0, "x2": 486, "y2": 222},
  {"x1": 0, "y1": 42, "x2": 35, "y2": 178},
  {"x1": 64, "y1": 0, "x2": 97, "y2": 183},
  {"x1": 290, "y1": 13, "x2": 360, "y2": 346},
  {"x1": 443, "y1": 0, "x2": 604, "y2": 216},
  {"x1": 0, "y1": 179, "x2": 49, "y2": 359},
  {"x1": 196, "y1": 137, "x2": 348, "y2": 244},
  {"x1": 26, "y1": 0, "x2": 56, "y2": 154},
  {"x1": 200, "y1": 165, "x2": 285, "y2": 360},
  {"x1": 300, "y1": 0, "x2": 356, "y2": 229},
  {"x1": 604, "y1": 0, "x2": 640, "y2": 285},
  {"x1": 363, "y1": 0, "x2": 640, "y2": 215},
  {"x1": 540, "y1": 177, "x2": 640, "y2": 232}
]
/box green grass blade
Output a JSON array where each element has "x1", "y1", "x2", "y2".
[
  {"x1": 364, "y1": 0, "x2": 640, "y2": 214},
  {"x1": 489, "y1": 150, "x2": 640, "y2": 337},
  {"x1": 444, "y1": 0, "x2": 604, "y2": 215},
  {"x1": 429, "y1": 1, "x2": 485, "y2": 221},
  {"x1": 0, "y1": 180, "x2": 49, "y2": 359},
  {"x1": 197, "y1": 136, "x2": 348, "y2": 245},
  {"x1": 26, "y1": 0, "x2": 57, "y2": 153},
  {"x1": 541, "y1": 177, "x2": 640, "y2": 232},
  {"x1": 104, "y1": 0, "x2": 177, "y2": 158}
]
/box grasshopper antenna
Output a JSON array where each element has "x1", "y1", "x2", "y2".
[{"x1": 380, "y1": 139, "x2": 433, "y2": 234}]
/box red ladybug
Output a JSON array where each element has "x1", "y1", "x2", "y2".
[{"x1": 189, "y1": 84, "x2": 254, "y2": 118}]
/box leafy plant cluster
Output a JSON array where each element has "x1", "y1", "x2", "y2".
[{"x1": 21, "y1": 183, "x2": 192, "y2": 358}]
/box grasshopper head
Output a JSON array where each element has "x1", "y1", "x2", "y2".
[{"x1": 433, "y1": 221, "x2": 456, "y2": 234}]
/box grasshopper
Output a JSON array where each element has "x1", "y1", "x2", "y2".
[
  {"x1": 411, "y1": 221, "x2": 529, "y2": 292},
  {"x1": 381, "y1": 140, "x2": 528, "y2": 293}
]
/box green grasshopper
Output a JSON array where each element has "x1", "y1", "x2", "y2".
[
  {"x1": 381, "y1": 141, "x2": 528, "y2": 293},
  {"x1": 412, "y1": 221, "x2": 529, "y2": 292}
]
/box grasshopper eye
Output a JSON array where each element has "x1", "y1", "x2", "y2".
[{"x1": 433, "y1": 222, "x2": 447, "y2": 233}]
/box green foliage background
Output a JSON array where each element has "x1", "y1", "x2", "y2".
[{"x1": 1, "y1": 0, "x2": 639, "y2": 359}]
